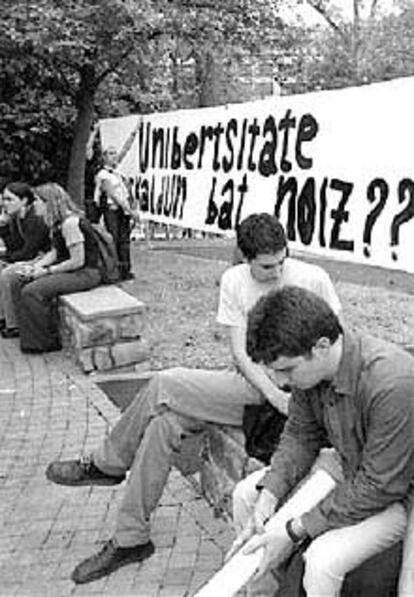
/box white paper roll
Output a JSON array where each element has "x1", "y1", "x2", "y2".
[{"x1": 195, "y1": 469, "x2": 336, "y2": 597}]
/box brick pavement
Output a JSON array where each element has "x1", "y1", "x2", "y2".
[{"x1": 0, "y1": 338, "x2": 235, "y2": 597}]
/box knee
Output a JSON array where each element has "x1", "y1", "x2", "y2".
[
  {"x1": 21, "y1": 283, "x2": 34, "y2": 301},
  {"x1": 303, "y1": 537, "x2": 344, "y2": 593},
  {"x1": 232, "y1": 473, "x2": 261, "y2": 529}
]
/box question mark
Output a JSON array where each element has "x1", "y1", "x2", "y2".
[
  {"x1": 363, "y1": 178, "x2": 388, "y2": 258},
  {"x1": 390, "y1": 178, "x2": 414, "y2": 261}
]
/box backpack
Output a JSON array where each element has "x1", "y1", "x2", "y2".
[{"x1": 90, "y1": 223, "x2": 120, "y2": 284}]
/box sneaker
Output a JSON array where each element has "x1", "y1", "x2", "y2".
[
  {"x1": 45, "y1": 456, "x2": 126, "y2": 486},
  {"x1": 71, "y1": 538, "x2": 155, "y2": 584}
]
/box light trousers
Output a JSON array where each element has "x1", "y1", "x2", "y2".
[
  {"x1": 93, "y1": 367, "x2": 262, "y2": 546},
  {"x1": 233, "y1": 465, "x2": 407, "y2": 597}
]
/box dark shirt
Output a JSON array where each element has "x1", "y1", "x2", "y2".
[
  {"x1": 52, "y1": 216, "x2": 100, "y2": 270},
  {"x1": 262, "y1": 331, "x2": 414, "y2": 538},
  {"x1": 0, "y1": 203, "x2": 50, "y2": 262}
]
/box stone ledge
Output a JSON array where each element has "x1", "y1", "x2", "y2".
[{"x1": 200, "y1": 425, "x2": 263, "y2": 520}]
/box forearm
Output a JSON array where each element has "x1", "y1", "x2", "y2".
[
  {"x1": 111, "y1": 195, "x2": 135, "y2": 217},
  {"x1": 48, "y1": 257, "x2": 83, "y2": 274},
  {"x1": 262, "y1": 437, "x2": 317, "y2": 499},
  {"x1": 34, "y1": 250, "x2": 57, "y2": 268},
  {"x1": 232, "y1": 339, "x2": 289, "y2": 414},
  {"x1": 399, "y1": 497, "x2": 414, "y2": 595}
]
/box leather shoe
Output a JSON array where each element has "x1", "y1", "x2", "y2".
[
  {"x1": 46, "y1": 456, "x2": 126, "y2": 486},
  {"x1": 1, "y1": 327, "x2": 20, "y2": 338},
  {"x1": 71, "y1": 538, "x2": 155, "y2": 584}
]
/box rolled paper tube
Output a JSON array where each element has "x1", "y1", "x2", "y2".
[{"x1": 194, "y1": 469, "x2": 336, "y2": 597}]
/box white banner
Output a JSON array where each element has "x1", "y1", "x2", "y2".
[{"x1": 99, "y1": 77, "x2": 414, "y2": 273}]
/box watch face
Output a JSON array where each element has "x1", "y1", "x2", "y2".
[{"x1": 286, "y1": 518, "x2": 304, "y2": 543}]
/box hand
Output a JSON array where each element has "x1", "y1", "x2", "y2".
[
  {"x1": 243, "y1": 520, "x2": 294, "y2": 580},
  {"x1": 225, "y1": 516, "x2": 256, "y2": 562},
  {"x1": 253, "y1": 488, "x2": 279, "y2": 534},
  {"x1": 31, "y1": 266, "x2": 48, "y2": 279},
  {"x1": 398, "y1": 568, "x2": 414, "y2": 596},
  {"x1": 15, "y1": 263, "x2": 34, "y2": 278},
  {"x1": 130, "y1": 210, "x2": 140, "y2": 225}
]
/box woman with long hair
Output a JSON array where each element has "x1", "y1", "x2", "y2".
[{"x1": 15, "y1": 183, "x2": 102, "y2": 353}]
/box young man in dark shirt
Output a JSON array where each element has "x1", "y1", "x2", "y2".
[
  {"x1": 0, "y1": 182, "x2": 50, "y2": 337},
  {"x1": 231, "y1": 286, "x2": 414, "y2": 597}
]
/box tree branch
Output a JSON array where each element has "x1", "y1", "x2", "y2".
[
  {"x1": 305, "y1": 0, "x2": 348, "y2": 41},
  {"x1": 95, "y1": 26, "x2": 165, "y2": 85},
  {"x1": 370, "y1": 0, "x2": 380, "y2": 19},
  {"x1": 32, "y1": 51, "x2": 78, "y2": 99}
]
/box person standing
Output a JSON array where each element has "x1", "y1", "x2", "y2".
[{"x1": 94, "y1": 146, "x2": 137, "y2": 281}]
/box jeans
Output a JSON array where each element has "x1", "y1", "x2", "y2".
[
  {"x1": 16, "y1": 267, "x2": 101, "y2": 352},
  {"x1": 0, "y1": 263, "x2": 24, "y2": 328},
  {"x1": 92, "y1": 367, "x2": 262, "y2": 546}
]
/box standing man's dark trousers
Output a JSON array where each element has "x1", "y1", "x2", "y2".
[{"x1": 103, "y1": 208, "x2": 132, "y2": 280}]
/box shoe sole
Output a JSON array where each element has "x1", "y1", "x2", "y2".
[
  {"x1": 45, "y1": 469, "x2": 125, "y2": 487},
  {"x1": 72, "y1": 542, "x2": 155, "y2": 584}
]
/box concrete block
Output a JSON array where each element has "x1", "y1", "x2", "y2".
[
  {"x1": 110, "y1": 339, "x2": 149, "y2": 368},
  {"x1": 60, "y1": 286, "x2": 145, "y2": 321},
  {"x1": 199, "y1": 456, "x2": 235, "y2": 520},
  {"x1": 76, "y1": 348, "x2": 95, "y2": 373},
  {"x1": 73, "y1": 318, "x2": 117, "y2": 348},
  {"x1": 93, "y1": 346, "x2": 113, "y2": 371},
  {"x1": 118, "y1": 313, "x2": 146, "y2": 339}
]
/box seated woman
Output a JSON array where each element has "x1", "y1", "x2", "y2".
[
  {"x1": 0, "y1": 182, "x2": 50, "y2": 337},
  {"x1": 12, "y1": 182, "x2": 102, "y2": 353}
]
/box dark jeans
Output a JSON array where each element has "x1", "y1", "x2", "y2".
[
  {"x1": 103, "y1": 208, "x2": 132, "y2": 278},
  {"x1": 15, "y1": 268, "x2": 101, "y2": 352}
]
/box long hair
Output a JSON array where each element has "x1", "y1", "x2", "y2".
[{"x1": 34, "y1": 183, "x2": 83, "y2": 228}]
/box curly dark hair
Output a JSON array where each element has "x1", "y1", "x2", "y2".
[
  {"x1": 247, "y1": 286, "x2": 343, "y2": 364},
  {"x1": 4, "y1": 182, "x2": 36, "y2": 206},
  {"x1": 236, "y1": 213, "x2": 287, "y2": 261}
]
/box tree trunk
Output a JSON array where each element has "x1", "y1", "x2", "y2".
[
  {"x1": 194, "y1": 51, "x2": 218, "y2": 107},
  {"x1": 352, "y1": 0, "x2": 361, "y2": 82},
  {"x1": 66, "y1": 65, "x2": 96, "y2": 208}
]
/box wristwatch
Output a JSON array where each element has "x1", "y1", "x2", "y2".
[{"x1": 285, "y1": 517, "x2": 309, "y2": 544}]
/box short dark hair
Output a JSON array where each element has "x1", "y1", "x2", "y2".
[
  {"x1": 247, "y1": 286, "x2": 343, "y2": 364},
  {"x1": 236, "y1": 213, "x2": 287, "y2": 261},
  {"x1": 4, "y1": 182, "x2": 36, "y2": 206}
]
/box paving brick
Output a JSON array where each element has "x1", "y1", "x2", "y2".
[{"x1": 0, "y1": 337, "x2": 235, "y2": 597}]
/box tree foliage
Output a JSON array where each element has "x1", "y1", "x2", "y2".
[{"x1": 0, "y1": 0, "x2": 413, "y2": 205}]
